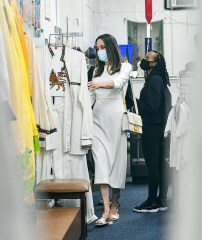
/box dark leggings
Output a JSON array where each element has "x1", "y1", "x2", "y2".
[{"x1": 142, "y1": 123, "x2": 168, "y2": 202}]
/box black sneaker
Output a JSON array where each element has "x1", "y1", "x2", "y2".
[
  {"x1": 156, "y1": 198, "x2": 168, "y2": 212},
  {"x1": 133, "y1": 200, "x2": 159, "y2": 213}
]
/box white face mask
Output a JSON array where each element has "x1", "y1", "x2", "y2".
[{"x1": 97, "y1": 49, "x2": 108, "y2": 62}]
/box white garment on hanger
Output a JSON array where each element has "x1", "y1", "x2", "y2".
[
  {"x1": 165, "y1": 101, "x2": 191, "y2": 170},
  {"x1": 26, "y1": 35, "x2": 56, "y2": 146},
  {"x1": 45, "y1": 46, "x2": 93, "y2": 154},
  {"x1": 175, "y1": 101, "x2": 190, "y2": 170},
  {"x1": 36, "y1": 149, "x2": 53, "y2": 183},
  {"x1": 38, "y1": 47, "x2": 97, "y2": 223}
]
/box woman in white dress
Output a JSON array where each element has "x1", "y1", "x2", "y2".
[{"x1": 88, "y1": 34, "x2": 132, "y2": 227}]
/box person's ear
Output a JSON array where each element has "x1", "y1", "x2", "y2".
[{"x1": 153, "y1": 62, "x2": 157, "y2": 67}]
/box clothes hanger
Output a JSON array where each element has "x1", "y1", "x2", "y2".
[
  {"x1": 48, "y1": 34, "x2": 64, "y2": 50},
  {"x1": 65, "y1": 36, "x2": 70, "y2": 47}
]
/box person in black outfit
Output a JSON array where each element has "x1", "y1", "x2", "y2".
[{"x1": 133, "y1": 51, "x2": 172, "y2": 213}]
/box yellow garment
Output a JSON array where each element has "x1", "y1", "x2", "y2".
[
  {"x1": 10, "y1": 0, "x2": 32, "y2": 96},
  {"x1": 0, "y1": 0, "x2": 37, "y2": 198},
  {"x1": 0, "y1": 1, "x2": 25, "y2": 154},
  {"x1": 6, "y1": 0, "x2": 39, "y2": 151}
]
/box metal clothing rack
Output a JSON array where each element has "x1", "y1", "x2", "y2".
[{"x1": 48, "y1": 32, "x2": 83, "y2": 47}]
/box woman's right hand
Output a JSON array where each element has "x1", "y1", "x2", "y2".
[{"x1": 88, "y1": 81, "x2": 102, "y2": 90}]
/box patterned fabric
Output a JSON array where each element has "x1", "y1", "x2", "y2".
[{"x1": 48, "y1": 44, "x2": 70, "y2": 90}]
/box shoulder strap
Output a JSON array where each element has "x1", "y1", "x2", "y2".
[
  {"x1": 130, "y1": 80, "x2": 139, "y2": 115},
  {"x1": 121, "y1": 80, "x2": 139, "y2": 115}
]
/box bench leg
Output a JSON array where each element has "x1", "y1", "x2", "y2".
[{"x1": 80, "y1": 194, "x2": 86, "y2": 240}]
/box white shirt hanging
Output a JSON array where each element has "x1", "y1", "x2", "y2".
[{"x1": 45, "y1": 45, "x2": 93, "y2": 155}]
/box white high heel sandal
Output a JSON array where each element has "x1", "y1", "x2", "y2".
[
  {"x1": 111, "y1": 209, "x2": 119, "y2": 221},
  {"x1": 95, "y1": 217, "x2": 113, "y2": 227}
]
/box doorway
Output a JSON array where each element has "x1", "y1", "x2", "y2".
[{"x1": 127, "y1": 20, "x2": 164, "y2": 70}]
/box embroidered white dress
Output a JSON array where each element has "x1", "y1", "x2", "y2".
[{"x1": 91, "y1": 63, "x2": 132, "y2": 189}]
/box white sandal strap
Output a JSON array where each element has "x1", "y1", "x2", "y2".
[
  {"x1": 111, "y1": 213, "x2": 120, "y2": 220},
  {"x1": 95, "y1": 217, "x2": 108, "y2": 225}
]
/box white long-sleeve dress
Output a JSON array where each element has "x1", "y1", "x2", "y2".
[{"x1": 91, "y1": 63, "x2": 132, "y2": 189}]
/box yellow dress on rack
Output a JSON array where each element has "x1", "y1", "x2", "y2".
[
  {"x1": 10, "y1": 0, "x2": 32, "y2": 96},
  {"x1": 0, "y1": 1, "x2": 24, "y2": 153},
  {"x1": 9, "y1": 0, "x2": 39, "y2": 153},
  {"x1": 1, "y1": 0, "x2": 38, "y2": 201}
]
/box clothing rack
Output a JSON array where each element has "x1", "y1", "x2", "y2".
[
  {"x1": 48, "y1": 32, "x2": 83, "y2": 48},
  {"x1": 49, "y1": 32, "x2": 83, "y2": 37}
]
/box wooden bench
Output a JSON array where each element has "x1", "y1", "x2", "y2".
[{"x1": 34, "y1": 179, "x2": 89, "y2": 240}]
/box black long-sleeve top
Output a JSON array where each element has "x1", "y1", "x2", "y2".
[{"x1": 137, "y1": 75, "x2": 171, "y2": 125}]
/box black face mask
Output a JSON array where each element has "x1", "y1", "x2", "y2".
[{"x1": 140, "y1": 59, "x2": 150, "y2": 71}]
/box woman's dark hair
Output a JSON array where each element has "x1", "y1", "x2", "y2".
[
  {"x1": 94, "y1": 34, "x2": 122, "y2": 78},
  {"x1": 146, "y1": 51, "x2": 171, "y2": 87}
]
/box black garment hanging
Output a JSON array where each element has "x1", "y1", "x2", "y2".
[
  {"x1": 125, "y1": 81, "x2": 134, "y2": 111},
  {"x1": 87, "y1": 65, "x2": 95, "y2": 82}
]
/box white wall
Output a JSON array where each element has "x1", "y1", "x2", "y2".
[
  {"x1": 93, "y1": 0, "x2": 200, "y2": 75},
  {"x1": 40, "y1": 0, "x2": 57, "y2": 39},
  {"x1": 36, "y1": 0, "x2": 199, "y2": 76},
  {"x1": 32, "y1": 0, "x2": 57, "y2": 75},
  {"x1": 56, "y1": 0, "x2": 96, "y2": 51}
]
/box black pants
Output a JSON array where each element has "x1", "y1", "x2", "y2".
[
  {"x1": 142, "y1": 123, "x2": 168, "y2": 202},
  {"x1": 86, "y1": 149, "x2": 95, "y2": 181}
]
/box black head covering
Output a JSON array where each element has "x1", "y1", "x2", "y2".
[{"x1": 145, "y1": 51, "x2": 171, "y2": 87}]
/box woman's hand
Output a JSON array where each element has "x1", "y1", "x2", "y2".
[
  {"x1": 88, "y1": 82, "x2": 102, "y2": 90},
  {"x1": 88, "y1": 80, "x2": 115, "y2": 90}
]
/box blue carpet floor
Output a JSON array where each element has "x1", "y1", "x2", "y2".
[{"x1": 87, "y1": 178, "x2": 171, "y2": 240}]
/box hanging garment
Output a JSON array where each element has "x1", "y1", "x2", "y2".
[
  {"x1": 0, "y1": 27, "x2": 15, "y2": 121},
  {"x1": 91, "y1": 63, "x2": 132, "y2": 189},
  {"x1": 165, "y1": 101, "x2": 190, "y2": 170},
  {"x1": 26, "y1": 34, "x2": 56, "y2": 145},
  {"x1": 36, "y1": 149, "x2": 53, "y2": 184},
  {"x1": 36, "y1": 99, "x2": 97, "y2": 224},
  {"x1": 1, "y1": 1, "x2": 38, "y2": 199},
  {"x1": 165, "y1": 108, "x2": 178, "y2": 168},
  {"x1": 0, "y1": 1, "x2": 25, "y2": 153},
  {"x1": 45, "y1": 45, "x2": 93, "y2": 154},
  {"x1": 0, "y1": 27, "x2": 9, "y2": 103},
  {"x1": 4, "y1": 1, "x2": 39, "y2": 152},
  {"x1": 45, "y1": 101, "x2": 71, "y2": 179},
  {"x1": 10, "y1": 0, "x2": 30, "y2": 87},
  {"x1": 175, "y1": 101, "x2": 190, "y2": 170}
]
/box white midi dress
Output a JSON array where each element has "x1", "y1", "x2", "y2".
[{"x1": 90, "y1": 63, "x2": 132, "y2": 189}]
